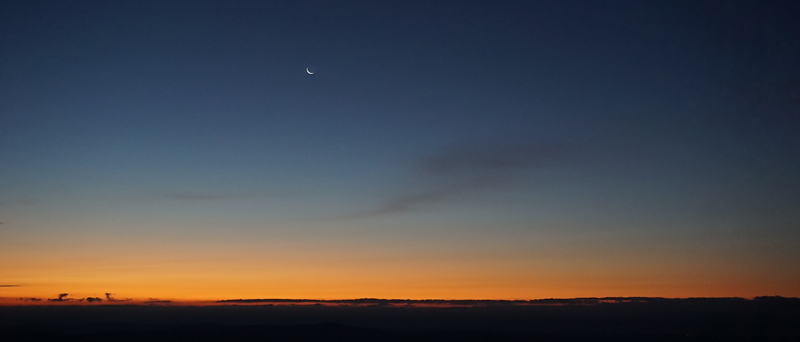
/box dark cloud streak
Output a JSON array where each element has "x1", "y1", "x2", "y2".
[
  {"x1": 151, "y1": 191, "x2": 284, "y2": 202},
  {"x1": 18, "y1": 297, "x2": 42, "y2": 302},
  {"x1": 334, "y1": 188, "x2": 466, "y2": 220},
  {"x1": 48, "y1": 293, "x2": 74, "y2": 302},
  {"x1": 0, "y1": 198, "x2": 40, "y2": 206},
  {"x1": 335, "y1": 139, "x2": 575, "y2": 219},
  {"x1": 420, "y1": 141, "x2": 573, "y2": 178},
  {"x1": 105, "y1": 293, "x2": 131, "y2": 302},
  {"x1": 160, "y1": 192, "x2": 225, "y2": 201}
]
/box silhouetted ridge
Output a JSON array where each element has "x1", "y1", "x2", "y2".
[
  {"x1": 3, "y1": 297, "x2": 799, "y2": 341},
  {"x1": 215, "y1": 296, "x2": 792, "y2": 307}
]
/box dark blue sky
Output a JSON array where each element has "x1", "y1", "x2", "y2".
[{"x1": 1, "y1": 1, "x2": 799, "y2": 299}]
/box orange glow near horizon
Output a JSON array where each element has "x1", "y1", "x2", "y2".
[
  {"x1": 3, "y1": 238, "x2": 798, "y2": 302},
  {"x1": 2, "y1": 219, "x2": 799, "y2": 303}
]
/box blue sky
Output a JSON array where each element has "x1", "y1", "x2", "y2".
[{"x1": 1, "y1": 0, "x2": 799, "y2": 299}]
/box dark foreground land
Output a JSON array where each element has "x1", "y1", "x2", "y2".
[{"x1": 2, "y1": 297, "x2": 799, "y2": 341}]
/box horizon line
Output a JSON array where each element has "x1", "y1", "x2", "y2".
[{"x1": 3, "y1": 295, "x2": 798, "y2": 307}]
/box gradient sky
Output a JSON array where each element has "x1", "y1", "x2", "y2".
[{"x1": 2, "y1": 0, "x2": 799, "y2": 301}]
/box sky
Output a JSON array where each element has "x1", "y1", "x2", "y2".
[{"x1": 1, "y1": 0, "x2": 799, "y2": 301}]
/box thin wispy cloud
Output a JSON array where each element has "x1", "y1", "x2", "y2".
[
  {"x1": 147, "y1": 191, "x2": 286, "y2": 202},
  {"x1": 369, "y1": 189, "x2": 461, "y2": 215},
  {"x1": 333, "y1": 139, "x2": 575, "y2": 219},
  {"x1": 119, "y1": 191, "x2": 271, "y2": 205},
  {"x1": 0, "y1": 284, "x2": 21, "y2": 287},
  {"x1": 334, "y1": 187, "x2": 466, "y2": 220},
  {"x1": 0, "y1": 198, "x2": 39, "y2": 206},
  {"x1": 727, "y1": 77, "x2": 800, "y2": 134},
  {"x1": 419, "y1": 140, "x2": 572, "y2": 178},
  {"x1": 734, "y1": 77, "x2": 800, "y2": 106},
  {"x1": 160, "y1": 192, "x2": 225, "y2": 201}
]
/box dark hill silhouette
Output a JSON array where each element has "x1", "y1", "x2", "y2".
[{"x1": 2, "y1": 297, "x2": 799, "y2": 341}]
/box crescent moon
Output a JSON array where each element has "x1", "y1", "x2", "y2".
[{"x1": 306, "y1": 67, "x2": 314, "y2": 75}]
